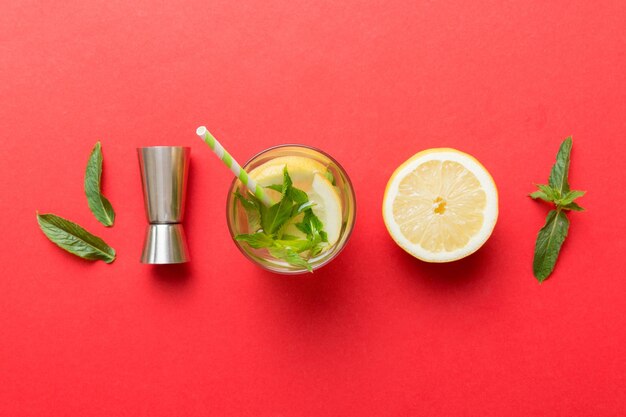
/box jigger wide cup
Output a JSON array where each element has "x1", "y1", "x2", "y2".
[{"x1": 137, "y1": 146, "x2": 190, "y2": 264}]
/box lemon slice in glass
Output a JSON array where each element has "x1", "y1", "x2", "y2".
[{"x1": 383, "y1": 148, "x2": 498, "y2": 262}]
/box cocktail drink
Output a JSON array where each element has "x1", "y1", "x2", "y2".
[{"x1": 226, "y1": 145, "x2": 356, "y2": 273}]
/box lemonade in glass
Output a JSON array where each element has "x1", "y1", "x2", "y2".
[{"x1": 226, "y1": 145, "x2": 356, "y2": 274}]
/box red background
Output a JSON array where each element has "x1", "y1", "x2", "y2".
[{"x1": 1, "y1": 1, "x2": 625, "y2": 415}]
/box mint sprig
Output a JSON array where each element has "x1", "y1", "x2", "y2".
[
  {"x1": 234, "y1": 167, "x2": 329, "y2": 272},
  {"x1": 529, "y1": 137, "x2": 585, "y2": 282}
]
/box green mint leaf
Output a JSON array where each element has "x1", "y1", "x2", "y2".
[
  {"x1": 324, "y1": 169, "x2": 336, "y2": 186},
  {"x1": 261, "y1": 195, "x2": 294, "y2": 235},
  {"x1": 269, "y1": 247, "x2": 312, "y2": 272},
  {"x1": 549, "y1": 137, "x2": 572, "y2": 196},
  {"x1": 558, "y1": 190, "x2": 586, "y2": 206},
  {"x1": 280, "y1": 234, "x2": 301, "y2": 241},
  {"x1": 533, "y1": 209, "x2": 570, "y2": 282},
  {"x1": 260, "y1": 168, "x2": 310, "y2": 235},
  {"x1": 536, "y1": 184, "x2": 559, "y2": 201},
  {"x1": 266, "y1": 184, "x2": 283, "y2": 193},
  {"x1": 84, "y1": 142, "x2": 115, "y2": 227},
  {"x1": 234, "y1": 190, "x2": 262, "y2": 232},
  {"x1": 288, "y1": 187, "x2": 308, "y2": 204},
  {"x1": 561, "y1": 201, "x2": 585, "y2": 211},
  {"x1": 274, "y1": 167, "x2": 308, "y2": 203},
  {"x1": 234, "y1": 233, "x2": 274, "y2": 249},
  {"x1": 295, "y1": 219, "x2": 311, "y2": 235},
  {"x1": 529, "y1": 190, "x2": 552, "y2": 203},
  {"x1": 281, "y1": 166, "x2": 293, "y2": 195},
  {"x1": 295, "y1": 208, "x2": 328, "y2": 256},
  {"x1": 274, "y1": 238, "x2": 313, "y2": 253},
  {"x1": 529, "y1": 136, "x2": 584, "y2": 282},
  {"x1": 37, "y1": 212, "x2": 116, "y2": 263},
  {"x1": 304, "y1": 209, "x2": 325, "y2": 236}
]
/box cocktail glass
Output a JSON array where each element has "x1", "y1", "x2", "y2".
[{"x1": 226, "y1": 144, "x2": 356, "y2": 274}]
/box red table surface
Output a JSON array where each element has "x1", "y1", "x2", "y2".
[{"x1": 1, "y1": 1, "x2": 626, "y2": 416}]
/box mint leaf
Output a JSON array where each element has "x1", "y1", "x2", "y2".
[
  {"x1": 558, "y1": 190, "x2": 585, "y2": 206},
  {"x1": 261, "y1": 195, "x2": 294, "y2": 234},
  {"x1": 37, "y1": 212, "x2": 116, "y2": 263},
  {"x1": 84, "y1": 142, "x2": 115, "y2": 227},
  {"x1": 266, "y1": 184, "x2": 283, "y2": 193},
  {"x1": 549, "y1": 136, "x2": 572, "y2": 195},
  {"x1": 269, "y1": 247, "x2": 312, "y2": 272},
  {"x1": 267, "y1": 175, "x2": 307, "y2": 203},
  {"x1": 529, "y1": 190, "x2": 551, "y2": 203},
  {"x1": 280, "y1": 234, "x2": 301, "y2": 240},
  {"x1": 295, "y1": 208, "x2": 329, "y2": 257},
  {"x1": 274, "y1": 238, "x2": 313, "y2": 253},
  {"x1": 288, "y1": 187, "x2": 308, "y2": 204},
  {"x1": 533, "y1": 209, "x2": 569, "y2": 282},
  {"x1": 536, "y1": 184, "x2": 559, "y2": 201},
  {"x1": 529, "y1": 137, "x2": 585, "y2": 282},
  {"x1": 234, "y1": 233, "x2": 274, "y2": 248},
  {"x1": 562, "y1": 201, "x2": 585, "y2": 211},
  {"x1": 324, "y1": 169, "x2": 336, "y2": 186},
  {"x1": 281, "y1": 166, "x2": 292, "y2": 195},
  {"x1": 234, "y1": 190, "x2": 262, "y2": 232}
]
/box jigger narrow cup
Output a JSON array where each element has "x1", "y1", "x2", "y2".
[
  {"x1": 138, "y1": 146, "x2": 190, "y2": 264},
  {"x1": 138, "y1": 146, "x2": 190, "y2": 223}
]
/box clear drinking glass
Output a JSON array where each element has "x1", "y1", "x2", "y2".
[{"x1": 226, "y1": 144, "x2": 356, "y2": 274}]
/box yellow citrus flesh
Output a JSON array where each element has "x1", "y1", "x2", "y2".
[
  {"x1": 307, "y1": 173, "x2": 342, "y2": 246},
  {"x1": 383, "y1": 148, "x2": 498, "y2": 262},
  {"x1": 249, "y1": 156, "x2": 328, "y2": 187}
]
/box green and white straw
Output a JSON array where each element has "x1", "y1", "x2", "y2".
[{"x1": 196, "y1": 126, "x2": 274, "y2": 207}]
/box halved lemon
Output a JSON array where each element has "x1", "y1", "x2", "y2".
[
  {"x1": 249, "y1": 157, "x2": 342, "y2": 246},
  {"x1": 382, "y1": 148, "x2": 498, "y2": 262}
]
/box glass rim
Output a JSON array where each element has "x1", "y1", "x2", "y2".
[{"x1": 225, "y1": 143, "x2": 357, "y2": 275}]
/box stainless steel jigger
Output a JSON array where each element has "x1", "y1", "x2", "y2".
[{"x1": 137, "y1": 146, "x2": 190, "y2": 264}]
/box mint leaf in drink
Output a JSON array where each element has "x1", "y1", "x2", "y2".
[
  {"x1": 533, "y1": 209, "x2": 570, "y2": 282},
  {"x1": 234, "y1": 233, "x2": 275, "y2": 248},
  {"x1": 274, "y1": 238, "x2": 314, "y2": 253},
  {"x1": 261, "y1": 194, "x2": 294, "y2": 234},
  {"x1": 265, "y1": 184, "x2": 283, "y2": 193},
  {"x1": 288, "y1": 187, "x2": 308, "y2": 204},
  {"x1": 324, "y1": 169, "x2": 336, "y2": 186},
  {"x1": 268, "y1": 247, "x2": 312, "y2": 272},
  {"x1": 295, "y1": 209, "x2": 329, "y2": 256},
  {"x1": 233, "y1": 166, "x2": 330, "y2": 271},
  {"x1": 529, "y1": 137, "x2": 585, "y2": 282},
  {"x1": 37, "y1": 212, "x2": 116, "y2": 263},
  {"x1": 234, "y1": 190, "x2": 262, "y2": 232},
  {"x1": 84, "y1": 142, "x2": 115, "y2": 227},
  {"x1": 267, "y1": 183, "x2": 308, "y2": 204}
]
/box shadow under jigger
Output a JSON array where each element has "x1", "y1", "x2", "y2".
[{"x1": 138, "y1": 146, "x2": 190, "y2": 264}]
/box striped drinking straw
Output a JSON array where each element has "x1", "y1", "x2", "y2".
[{"x1": 196, "y1": 126, "x2": 274, "y2": 207}]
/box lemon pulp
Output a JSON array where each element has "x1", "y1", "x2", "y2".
[{"x1": 383, "y1": 149, "x2": 498, "y2": 262}]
